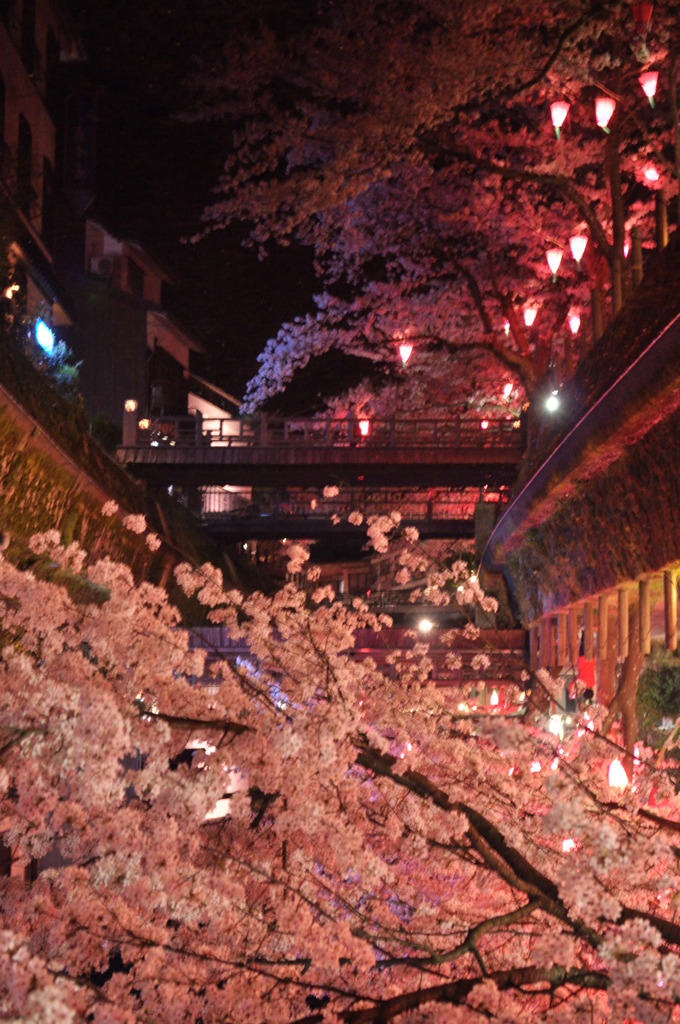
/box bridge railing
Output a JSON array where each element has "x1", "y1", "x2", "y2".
[{"x1": 135, "y1": 413, "x2": 524, "y2": 450}]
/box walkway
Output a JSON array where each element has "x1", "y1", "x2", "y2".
[{"x1": 117, "y1": 412, "x2": 525, "y2": 489}]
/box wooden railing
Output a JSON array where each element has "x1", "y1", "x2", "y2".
[{"x1": 129, "y1": 413, "x2": 525, "y2": 451}]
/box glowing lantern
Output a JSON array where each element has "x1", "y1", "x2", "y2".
[
  {"x1": 568, "y1": 314, "x2": 581, "y2": 335},
  {"x1": 550, "y1": 101, "x2": 570, "y2": 140},
  {"x1": 358, "y1": 418, "x2": 370, "y2": 437},
  {"x1": 644, "y1": 163, "x2": 660, "y2": 182},
  {"x1": 546, "y1": 248, "x2": 563, "y2": 282},
  {"x1": 595, "y1": 96, "x2": 616, "y2": 132},
  {"x1": 523, "y1": 306, "x2": 538, "y2": 328},
  {"x1": 569, "y1": 234, "x2": 588, "y2": 264},
  {"x1": 398, "y1": 342, "x2": 413, "y2": 365},
  {"x1": 608, "y1": 758, "x2": 629, "y2": 790},
  {"x1": 503, "y1": 319, "x2": 510, "y2": 336},
  {"x1": 503, "y1": 382, "x2": 513, "y2": 399},
  {"x1": 632, "y1": 1, "x2": 654, "y2": 36},
  {"x1": 623, "y1": 238, "x2": 630, "y2": 258},
  {"x1": 638, "y1": 70, "x2": 658, "y2": 106},
  {"x1": 489, "y1": 688, "x2": 499, "y2": 706}
]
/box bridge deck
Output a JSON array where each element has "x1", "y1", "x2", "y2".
[{"x1": 118, "y1": 413, "x2": 525, "y2": 488}]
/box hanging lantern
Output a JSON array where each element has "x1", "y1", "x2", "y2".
[
  {"x1": 608, "y1": 758, "x2": 629, "y2": 790},
  {"x1": 568, "y1": 313, "x2": 581, "y2": 334},
  {"x1": 631, "y1": 1, "x2": 654, "y2": 36},
  {"x1": 398, "y1": 342, "x2": 413, "y2": 366},
  {"x1": 523, "y1": 306, "x2": 538, "y2": 327},
  {"x1": 638, "y1": 70, "x2": 658, "y2": 107},
  {"x1": 569, "y1": 234, "x2": 588, "y2": 264},
  {"x1": 595, "y1": 96, "x2": 616, "y2": 132},
  {"x1": 358, "y1": 418, "x2": 370, "y2": 437},
  {"x1": 550, "y1": 101, "x2": 570, "y2": 140},
  {"x1": 546, "y1": 247, "x2": 563, "y2": 282}
]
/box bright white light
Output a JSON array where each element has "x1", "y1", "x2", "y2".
[
  {"x1": 125, "y1": 398, "x2": 138, "y2": 413},
  {"x1": 503, "y1": 319, "x2": 510, "y2": 336},
  {"x1": 398, "y1": 342, "x2": 413, "y2": 365},
  {"x1": 638, "y1": 71, "x2": 658, "y2": 102},
  {"x1": 562, "y1": 837, "x2": 577, "y2": 853},
  {"x1": 568, "y1": 314, "x2": 581, "y2": 335},
  {"x1": 546, "y1": 248, "x2": 563, "y2": 277},
  {"x1": 489, "y1": 689, "x2": 499, "y2": 706},
  {"x1": 569, "y1": 234, "x2": 587, "y2": 263},
  {"x1": 644, "y1": 164, "x2": 660, "y2": 182},
  {"x1": 549, "y1": 714, "x2": 563, "y2": 737},
  {"x1": 418, "y1": 617, "x2": 434, "y2": 634},
  {"x1": 545, "y1": 391, "x2": 560, "y2": 413},
  {"x1": 595, "y1": 95, "x2": 616, "y2": 129},
  {"x1": 503, "y1": 382, "x2": 513, "y2": 399},
  {"x1": 523, "y1": 306, "x2": 538, "y2": 327},
  {"x1": 608, "y1": 758, "x2": 629, "y2": 790},
  {"x1": 35, "y1": 318, "x2": 54, "y2": 354},
  {"x1": 358, "y1": 418, "x2": 370, "y2": 437},
  {"x1": 480, "y1": 419, "x2": 489, "y2": 430},
  {"x1": 550, "y1": 101, "x2": 570, "y2": 131},
  {"x1": 530, "y1": 761, "x2": 541, "y2": 773}
]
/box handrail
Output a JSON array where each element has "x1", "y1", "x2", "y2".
[{"x1": 132, "y1": 413, "x2": 524, "y2": 451}]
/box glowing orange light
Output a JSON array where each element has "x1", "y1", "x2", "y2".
[
  {"x1": 569, "y1": 234, "x2": 588, "y2": 264},
  {"x1": 550, "y1": 101, "x2": 570, "y2": 139},
  {"x1": 608, "y1": 758, "x2": 629, "y2": 791},
  {"x1": 595, "y1": 96, "x2": 616, "y2": 131},
  {"x1": 523, "y1": 306, "x2": 538, "y2": 328},
  {"x1": 638, "y1": 71, "x2": 658, "y2": 106}
]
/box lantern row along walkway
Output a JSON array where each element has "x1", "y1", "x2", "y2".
[{"x1": 116, "y1": 412, "x2": 525, "y2": 490}]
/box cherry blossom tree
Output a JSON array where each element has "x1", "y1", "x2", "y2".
[
  {"x1": 187, "y1": 0, "x2": 680, "y2": 411},
  {"x1": 2, "y1": 520, "x2": 680, "y2": 1022}
]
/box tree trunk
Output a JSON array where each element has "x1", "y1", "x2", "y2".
[
  {"x1": 606, "y1": 129, "x2": 625, "y2": 313},
  {"x1": 601, "y1": 605, "x2": 645, "y2": 778}
]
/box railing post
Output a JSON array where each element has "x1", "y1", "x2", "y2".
[
  {"x1": 122, "y1": 399, "x2": 138, "y2": 446},
  {"x1": 194, "y1": 410, "x2": 203, "y2": 446}
]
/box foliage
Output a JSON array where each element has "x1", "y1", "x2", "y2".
[
  {"x1": 1, "y1": 520, "x2": 680, "y2": 1021},
  {"x1": 638, "y1": 650, "x2": 680, "y2": 740},
  {"x1": 186, "y1": 0, "x2": 680, "y2": 413}
]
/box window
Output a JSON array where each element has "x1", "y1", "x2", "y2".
[
  {"x1": 20, "y1": 0, "x2": 36, "y2": 74},
  {"x1": 17, "y1": 114, "x2": 33, "y2": 217},
  {"x1": 41, "y1": 156, "x2": 55, "y2": 249},
  {"x1": 45, "y1": 28, "x2": 59, "y2": 114}
]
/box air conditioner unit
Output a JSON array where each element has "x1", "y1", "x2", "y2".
[{"x1": 89, "y1": 255, "x2": 114, "y2": 278}]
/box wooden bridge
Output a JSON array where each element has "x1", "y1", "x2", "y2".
[{"x1": 116, "y1": 412, "x2": 525, "y2": 489}]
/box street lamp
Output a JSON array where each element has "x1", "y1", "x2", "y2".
[
  {"x1": 595, "y1": 96, "x2": 616, "y2": 132},
  {"x1": 638, "y1": 70, "x2": 658, "y2": 106},
  {"x1": 398, "y1": 342, "x2": 413, "y2": 366},
  {"x1": 569, "y1": 234, "x2": 588, "y2": 265},
  {"x1": 546, "y1": 247, "x2": 563, "y2": 282}
]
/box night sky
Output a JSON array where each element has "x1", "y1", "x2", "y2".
[{"x1": 63, "y1": 1, "x2": 318, "y2": 399}]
